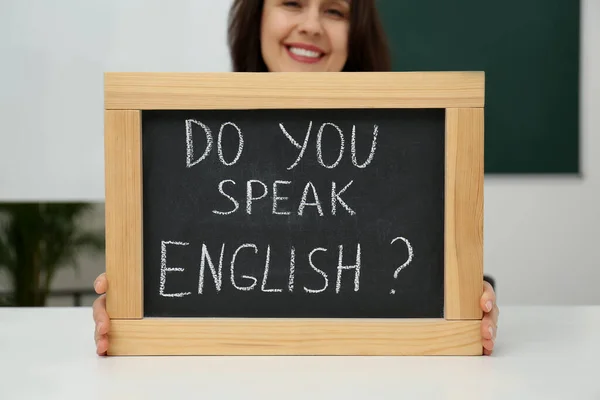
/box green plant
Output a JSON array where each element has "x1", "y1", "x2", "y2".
[{"x1": 0, "y1": 202, "x2": 105, "y2": 307}]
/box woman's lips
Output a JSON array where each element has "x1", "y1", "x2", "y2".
[{"x1": 285, "y1": 43, "x2": 325, "y2": 64}]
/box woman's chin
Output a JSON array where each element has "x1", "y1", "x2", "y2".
[
  {"x1": 287, "y1": 60, "x2": 333, "y2": 73},
  {"x1": 267, "y1": 57, "x2": 339, "y2": 73}
]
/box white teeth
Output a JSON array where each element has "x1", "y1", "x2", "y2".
[{"x1": 289, "y1": 47, "x2": 321, "y2": 58}]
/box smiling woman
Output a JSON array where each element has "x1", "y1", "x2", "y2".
[
  {"x1": 92, "y1": 0, "x2": 500, "y2": 357},
  {"x1": 260, "y1": 0, "x2": 350, "y2": 71},
  {"x1": 228, "y1": 0, "x2": 392, "y2": 72}
]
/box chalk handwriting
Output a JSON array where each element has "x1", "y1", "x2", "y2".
[
  {"x1": 246, "y1": 180, "x2": 268, "y2": 214},
  {"x1": 303, "y1": 248, "x2": 329, "y2": 293},
  {"x1": 351, "y1": 124, "x2": 378, "y2": 168},
  {"x1": 198, "y1": 243, "x2": 224, "y2": 294},
  {"x1": 335, "y1": 244, "x2": 361, "y2": 293},
  {"x1": 288, "y1": 246, "x2": 296, "y2": 292},
  {"x1": 185, "y1": 120, "x2": 213, "y2": 168},
  {"x1": 298, "y1": 182, "x2": 323, "y2": 216},
  {"x1": 161, "y1": 240, "x2": 369, "y2": 296},
  {"x1": 261, "y1": 245, "x2": 282, "y2": 292},
  {"x1": 279, "y1": 121, "x2": 312, "y2": 170},
  {"x1": 212, "y1": 180, "x2": 239, "y2": 215},
  {"x1": 217, "y1": 122, "x2": 244, "y2": 166},
  {"x1": 212, "y1": 179, "x2": 355, "y2": 216},
  {"x1": 156, "y1": 117, "x2": 418, "y2": 301},
  {"x1": 273, "y1": 180, "x2": 292, "y2": 215},
  {"x1": 186, "y1": 119, "x2": 378, "y2": 170},
  {"x1": 186, "y1": 120, "x2": 244, "y2": 167},
  {"x1": 331, "y1": 181, "x2": 355, "y2": 216},
  {"x1": 160, "y1": 240, "x2": 191, "y2": 298},
  {"x1": 230, "y1": 243, "x2": 259, "y2": 291},
  {"x1": 278, "y1": 121, "x2": 379, "y2": 170},
  {"x1": 316, "y1": 122, "x2": 344, "y2": 169},
  {"x1": 389, "y1": 236, "x2": 414, "y2": 295}
]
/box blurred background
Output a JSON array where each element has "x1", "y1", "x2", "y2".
[{"x1": 0, "y1": 0, "x2": 596, "y2": 307}]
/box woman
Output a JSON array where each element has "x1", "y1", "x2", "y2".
[{"x1": 93, "y1": 0, "x2": 499, "y2": 355}]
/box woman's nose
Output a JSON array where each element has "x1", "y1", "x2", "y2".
[{"x1": 297, "y1": 9, "x2": 324, "y2": 36}]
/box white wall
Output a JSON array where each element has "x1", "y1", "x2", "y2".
[
  {"x1": 0, "y1": 0, "x2": 597, "y2": 306},
  {"x1": 0, "y1": 0, "x2": 233, "y2": 201}
]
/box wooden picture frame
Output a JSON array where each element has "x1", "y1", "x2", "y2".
[{"x1": 103, "y1": 71, "x2": 484, "y2": 356}]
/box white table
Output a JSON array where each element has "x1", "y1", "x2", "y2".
[{"x1": 1, "y1": 306, "x2": 599, "y2": 399}]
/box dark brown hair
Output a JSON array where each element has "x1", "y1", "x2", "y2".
[{"x1": 227, "y1": 0, "x2": 392, "y2": 72}]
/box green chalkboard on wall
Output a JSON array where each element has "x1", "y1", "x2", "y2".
[{"x1": 378, "y1": 0, "x2": 580, "y2": 174}]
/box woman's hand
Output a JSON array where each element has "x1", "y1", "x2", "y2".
[
  {"x1": 93, "y1": 273, "x2": 110, "y2": 356},
  {"x1": 480, "y1": 280, "x2": 498, "y2": 355}
]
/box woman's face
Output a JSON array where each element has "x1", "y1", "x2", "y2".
[{"x1": 260, "y1": 0, "x2": 350, "y2": 72}]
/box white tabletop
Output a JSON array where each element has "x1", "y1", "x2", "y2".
[{"x1": 1, "y1": 305, "x2": 599, "y2": 400}]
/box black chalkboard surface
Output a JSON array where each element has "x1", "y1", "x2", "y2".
[{"x1": 141, "y1": 108, "x2": 445, "y2": 319}]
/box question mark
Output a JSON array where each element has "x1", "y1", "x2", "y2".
[{"x1": 389, "y1": 236, "x2": 414, "y2": 294}]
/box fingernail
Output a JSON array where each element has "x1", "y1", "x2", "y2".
[
  {"x1": 486, "y1": 301, "x2": 492, "y2": 312},
  {"x1": 488, "y1": 326, "x2": 494, "y2": 340},
  {"x1": 97, "y1": 323, "x2": 103, "y2": 333},
  {"x1": 94, "y1": 280, "x2": 99, "y2": 291}
]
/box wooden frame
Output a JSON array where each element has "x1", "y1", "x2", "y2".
[{"x1": 104, "y1": 72, "x2": 484, "y2": 356}]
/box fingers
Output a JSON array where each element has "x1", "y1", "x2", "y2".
[
  {"x1": 93, "y1": 293, "x2": 111, "y2": 356},
  {"x1": 480, "y1": 280, "x2": 496, "y2": 313},
  {"x1": 93, "y1": 294, "x2": 110, "y2": 336},
  {"x1": 94, "y1": 321, "x2": 107, "y2": 354},
  {"x1": 480, "y1": 281, "x2": 499, "y2": 355},
  {"x1": 481, "y1": 307, "x2": 498, "y2": 356},
  {"x1": 96, "y1": 337, "x2": 109, "y2": 356},
  {"x1": 490, "y1": 303, "x2": 499, "y2": 325},
  {"x1": 95, "y1": 318, "x2": 109, "y2": 356},
  {"x1": 94, "y1": 273, "x2": 108, "y2": 295},
  {"x1": 483, "y1": 340, "x2": 494, "y2": 356},
  {"x1": 481, "y1": 313, "x2": 497, "y2": 341},
  {"x1": 92, "y1": 293, "x2": 106, "y2": 322}
]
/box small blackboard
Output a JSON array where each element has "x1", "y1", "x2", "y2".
[
  {"x1": 141, "y1": 108, "x2": 445, "y2": 319},
  {"x1": 103, "y1": 72, "x2": 484, "y2": 356}
]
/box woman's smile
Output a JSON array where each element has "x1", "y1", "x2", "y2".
[{"x1": 285, "y1": 42, "x2": 326, "y2": 64}]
